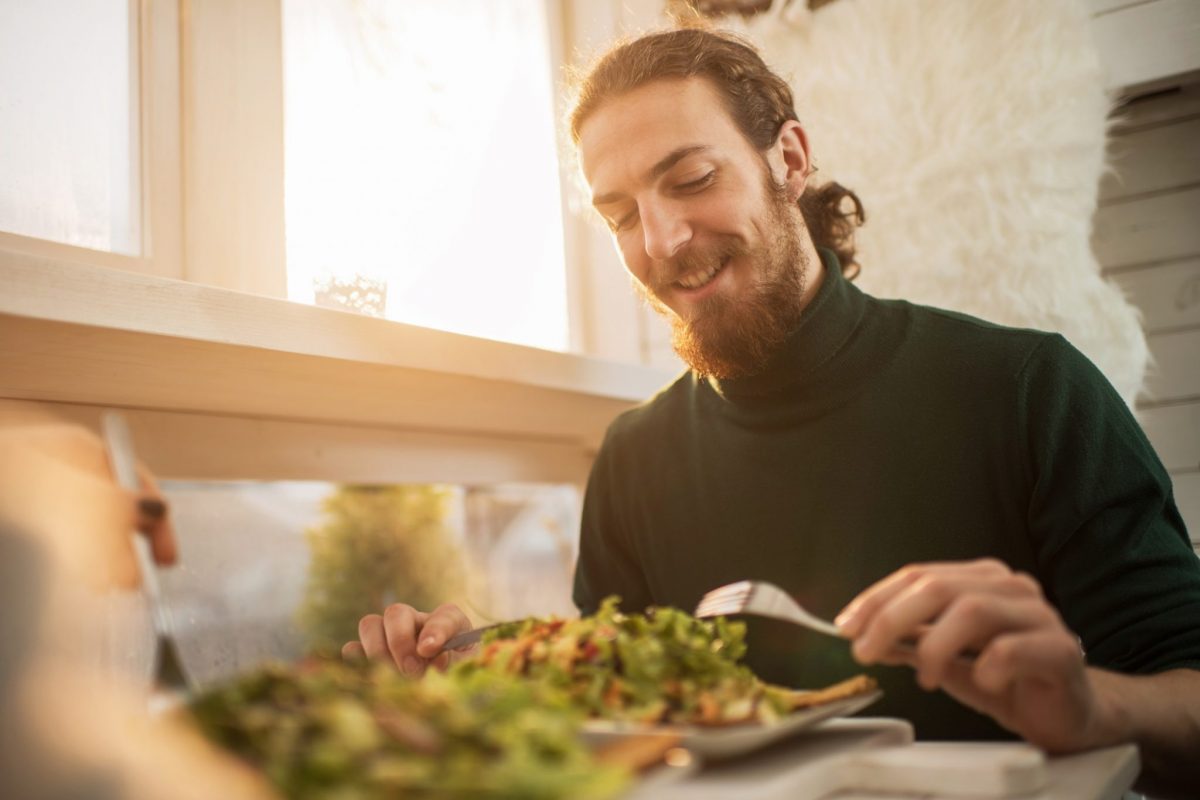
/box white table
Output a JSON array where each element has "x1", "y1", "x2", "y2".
[{"x1": 630, "y1": 718, "x2": 1140, "y2": 800}]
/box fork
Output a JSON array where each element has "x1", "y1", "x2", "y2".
[
  {"x1": 102, "y1": 411, "x2": 194, "y2": 694},
  {"x1": 695, "y1": 579, "x2": 976, "y2": 662}
]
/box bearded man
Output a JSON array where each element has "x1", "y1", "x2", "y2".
[{"x1": 347, "y1": 28, "x2": 1200, "y2": 797}]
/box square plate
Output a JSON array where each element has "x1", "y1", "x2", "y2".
[{"x1": 578, "y1": 689, "x2": 882, "y2": 761}]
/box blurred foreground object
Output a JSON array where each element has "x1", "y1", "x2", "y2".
[
  {"x1": 188, "y1": 659, "x2": 629, "y2": 800},
  {"x1": 0, "y1": 403, "x2": 273, "y2": 800}
]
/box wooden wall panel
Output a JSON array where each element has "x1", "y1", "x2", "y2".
[
  {"x1": 1090, "y1": 0, "x2": 1200, "y2": 93},
  {"x1": 1172, "y1": 472, "x2": 1200, "y2": 546},
  {"x1": 1092, "y1": 187, "x2": 1200, "y2": 269},
  {"x1": 1142, "y1": 329, "x2": 1200, "y2": 403},
  {"x1": 1141, "y1": 403, "x2": 1200, "y2": 473},
  {"x1": 1111, "y1": 83, "x2": 1200, "y2": 133},
  {"x1": 1101, "y1": 80, "x2": 1200, "y2": 557},
  {"x1": 1108, "y1": 258, "x2": 1200, "y2": 334},
  {"x1": 1099, "y1": 117, "x2": 1200, "y2": 201}
]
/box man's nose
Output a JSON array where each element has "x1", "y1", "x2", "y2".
[{"x1": 640, "y1": 202, "x2": 692, "y2": 261}]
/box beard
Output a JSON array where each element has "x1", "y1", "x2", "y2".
[{"x1": 636, "y1": 177, "x2": 811, "y2": 380}]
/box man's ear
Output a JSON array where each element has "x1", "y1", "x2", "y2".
[{"x1": 770, "y1": 120, "x2": 811, "y2": 201}]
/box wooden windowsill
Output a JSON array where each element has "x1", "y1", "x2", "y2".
[{"x1": 0, "y1": 251, "x2": 674, "y2": 480}]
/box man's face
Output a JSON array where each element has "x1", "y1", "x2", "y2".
[{"x1": 577, "y1": 77, "x2": 817, "y2": 378}]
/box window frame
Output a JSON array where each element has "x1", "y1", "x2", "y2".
[
  {"x1": 0, "y1": 0, "x2": 676, "y2": 488},
  {"x1": 0, "y1": 0, "x2": 184, "y2": 280}
]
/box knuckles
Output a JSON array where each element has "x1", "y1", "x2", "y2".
[
  {"x1": 384, "y1": 602, "x2": 416, "y2": 620},
  {"x1": 358, "y1": 613, "x2": 383, "y2": 638},
  {"x1": 947, "y1": 592, "x2": 990, "y2": 622},
  {"x1": 1006, "y1": 571, "x2": 1043, "y2": 598},
  {"x1": 971, "y1": 557, "x2": 1009, "y2": 575}
]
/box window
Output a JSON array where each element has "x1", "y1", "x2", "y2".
[
  {"x1": 283, "y1": 0, "x2": 569, "y2": 351},
  {"x1": 0, "y1": 0, "x2": 140, "y2": 255},
  {"x1": 154, "y1": 480, "x2": 580, "y2": 686}
]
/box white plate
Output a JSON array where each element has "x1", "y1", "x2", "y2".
[{"x1": 579, "y1": 689, "x2": 882, "y2": 761}]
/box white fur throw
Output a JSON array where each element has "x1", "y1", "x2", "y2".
[{"x1": 730, "y1": 0, "x2": 1148, "y2": 404}]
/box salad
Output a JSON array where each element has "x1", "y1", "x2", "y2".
[
  {"x1": 186, "y1": 596, "x2": 875, "y2": 798},
  {"x1": 456, "y1": 596, "x2": 815, "y2": 726},
  {"x1": 187, "y1": 659, "x2": 629, "y2": 800}
]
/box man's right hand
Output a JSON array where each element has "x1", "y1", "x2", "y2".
[{"x1": 341, "y1": 602, "x2": 472, "y2": 677}]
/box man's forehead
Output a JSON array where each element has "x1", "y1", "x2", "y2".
[{"x1": 578, "y1": 78, "x2": 740, "y2": 194}]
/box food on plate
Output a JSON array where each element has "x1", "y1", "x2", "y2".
[
  {"x1": 187, "y1": 660, "x2": 629, "y2": 800},
  {"x1": 786, "y1": 673, "x2": 878, "y2": 710},
  {"x1": 455, "y1": 596, "x2": 877, "y2": 726},
  {"x1": 186, "y1": 597, "x2": 876, "y2": 798}
]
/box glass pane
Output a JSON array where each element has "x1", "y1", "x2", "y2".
[
  {"x1": 0, "y1": 0, "x2": 141, "y2": 254},
  {"x1": 156, "y1": 480, "x2": 579, "y2": 687},
  {"x1": 283, "y1": 0, "x2": 568, "y2": 350}
]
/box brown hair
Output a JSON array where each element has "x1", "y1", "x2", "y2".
[{"x1": 568, "y1": 27, "x2": 864, "y2": 277}]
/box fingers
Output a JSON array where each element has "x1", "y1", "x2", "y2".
[
  {"x1": 386, "y1": 604, "x2": 434, "y2": 676},
  {"x1": 837, "y1": 560, "x2": 1098, "y2": 753},
  {"x1": 933, "y1": 628, "x2": 1092, "y2": 751},
  {"x1": 972, "y1": 628, "x2": 1084, "y2": 695},
  {"x1": 837, "y1": 558, "x2": 1012, "y2": 637},
  {"x1": 135, "y1": 464, "x2": 178, "y2": 565},
  {"x1": 341, "y1": 640, "x2": 366, "y2": 662},
  {"x1": 348, "y1": 603, "x2": 472, "y2": 677},
  {"x1": 839, "y1": 560, "x2": 1042, "y2": 664},
  {"x1": 912, "y1": 595, "x2": 1059, "y2": 690},
  {"x1": 414, "y1": 603, "x2": 473, "y2": 659}
]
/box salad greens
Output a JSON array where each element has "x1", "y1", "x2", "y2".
[
  {"x1": 456, "y1": 596, "x2": 796, "y2": 725},
  {"x1": 187, "y1": 596, "x2": 816, "y2": 798},
  {"x1": 188, "y1": 659, "x2": 628, "y2": 800}
]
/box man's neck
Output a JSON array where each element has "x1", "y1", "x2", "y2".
[{"x1": 797, "y1": 236, "x2": 825, "y2": 313}]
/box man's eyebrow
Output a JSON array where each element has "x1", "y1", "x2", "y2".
[{"x1": 591, "y1": 145, "x2": 712, "y2": 207}]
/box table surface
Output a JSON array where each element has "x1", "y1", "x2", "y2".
[{"x1": 628, "y1": 717, "x2": 1140, "y2": 800}]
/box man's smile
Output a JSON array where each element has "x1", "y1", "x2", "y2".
[{"x1": 674, "y1": 255, "x2": 730, "y2": 291}]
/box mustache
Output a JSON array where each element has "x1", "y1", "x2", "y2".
[{"x1": 650, "y1": 238, "x2": 746, "y2": 293}]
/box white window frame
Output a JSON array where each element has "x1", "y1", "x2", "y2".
[
  {"x1": 0, "y1": 0, "x2": 184, "y2": 280},
  {"x1": 0, "y1": 0, "x2": 676, "y2": 488}
]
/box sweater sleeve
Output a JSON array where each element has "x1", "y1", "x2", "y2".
[
  {"x1": 572, "y1": 423, "x2": 653, "y2": 616},
  {"x1": 1020, "y1": 334, "x2": 1200, "y2": 674}
]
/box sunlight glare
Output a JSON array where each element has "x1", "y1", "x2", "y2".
[{"x1": 283, "y1": 0, "x2": 568, "y2": 351}]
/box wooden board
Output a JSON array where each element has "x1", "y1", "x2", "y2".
[
  {"x1": 1171, "y1": 472, "x2": 1200, "y2": 545},
  {"x1": 1111, "y1": 83, "x2": 1200, "y2": 134},
  {"x1": 1107, "y1": 258, "x2": 1200, "y2": 333},
  {"x1": 1139, "y1": 402, "x2": 1200, "y2": 473},
  {"x1": 0, "y1": 253, "x2": 674, "y2": 468},
  {"x1": 1086, "y1": 0, "x2": 1145, "y2": 16},
  {"x1": 182, "y1": 0, "x2": 286, "y2": 296},
  {"x1": 1092, "y1": 187, "x2": 1200, "y2": 269},
  {"x1": 1141, "y1": 329, "x2": 1200, "y2": 403},
  {"x1": 1100, "y1": 117, "x2": 1200, "y2": 202},
  {"x1": 36, "y1": 402, "x2": 595, "y2": 484},
  {"x1": 1090, "y1": 0, "x2": 1200, "y2": 93}
]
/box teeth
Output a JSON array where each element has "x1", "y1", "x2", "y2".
[{"x1": 676, "y1": 260, "x2": 724, "y2": 290}]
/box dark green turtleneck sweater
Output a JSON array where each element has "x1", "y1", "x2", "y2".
[{"x1": 573, "y1": 249, "x2": 1200, "y2": 741}]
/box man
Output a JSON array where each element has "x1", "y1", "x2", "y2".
[{"x1": 347, "y1": 29, "x2": 1200, "y2": 796}]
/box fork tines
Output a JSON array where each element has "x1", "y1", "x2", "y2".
[{"x1": 694, "y1": 579, "x2": 755, "y2": 618}]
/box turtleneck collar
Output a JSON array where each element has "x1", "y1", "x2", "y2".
[{"x1": 703, "y1": 248, "x2": 868, "y2": 406}]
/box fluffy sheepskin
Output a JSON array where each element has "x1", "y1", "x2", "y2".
[{"x1": 730, "y1": 0, "x2": 1148, "y2": 404}]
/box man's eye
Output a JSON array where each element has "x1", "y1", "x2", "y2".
[
  {"x1": 610, "y1": 210, "x2": 638, "y2": 232},
  {"x1": 677, "y1": 171, "x2": 715, "y2": 192}
]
